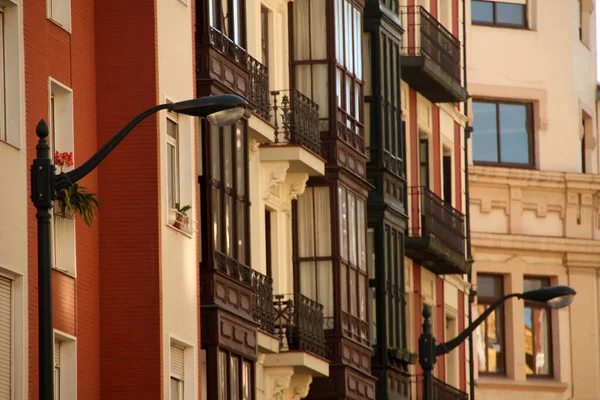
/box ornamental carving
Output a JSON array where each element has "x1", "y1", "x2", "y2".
[{"x1": 263, "y1": 166, "x2": 289, "y2": 200}]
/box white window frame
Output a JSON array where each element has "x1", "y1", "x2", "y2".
[
  {"x1": 169, "y1": 337, "x2": 196, "y2": 400},
  {"x1": 46, "y1": 0, "x2": 71, "y2": 32},
  {"x1": 49, "y1": 78, "x2": 76, "y2": 277},
  {"x1": 53, "y1": 330, "x2": 77, "y2": 400},
  {"x1": 167, "y1": 110, "x2": 180, "y2": 210}
]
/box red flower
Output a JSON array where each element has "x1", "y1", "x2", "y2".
[{"x1": 54, "y1": 151, "x2": 74, "y2": 168}]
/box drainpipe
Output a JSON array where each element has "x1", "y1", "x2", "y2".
[{"x1": 461, "y1": 0, "x2": 476, "y2": 399}]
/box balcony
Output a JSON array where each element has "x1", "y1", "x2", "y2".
[
  {"x1": 209, "y1": 28, "x2": 270, "y2": 120},
  {"x1": 406, "y1": 187, "x2": 470, "y2": 274},
  {"x1": 251, "y1": 270, "x2": 275, "y2": 333},
  {"x1": 399, "y1": 6, "x2": 467, "y2": 103},
  {"x1": 214, "y1": 250, "x2": 253, "y2": 285},
  {"x1": 432, "y1": 377, "x2": 468, "y2": 400},
  {"x1": 273, "y1": 293, "x2": 327, "y2": 358},
  {"x1": 259, "y1": 89, "x2": 325, "y2": 176}
]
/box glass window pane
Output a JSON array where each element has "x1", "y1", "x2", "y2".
[
  {"x1": 477, "y1": 304, "x2": 488, "y2": 372},
  {"x1": 349, "y1": 268, "x2": 357, "y2": 316},
  {"x1": 345, "y1": 1, "x2": 352, "y2": 70},
  {"x1": 223, "y1": 126, "x2": 233, "y2": 187},
  {"x1": 497, "y1": 3, "x2": 525, "y2": 26},
  {"x1": 499, "y1": 103, "x2": 530, "y2": 164},
  {"x1": 367, "y1": 228, "x2": 375, "y2": 279},
  {"x1": 359, "y1": 274, "x2": 366, "y2": 321},
  {"x1": 167, "y1": 119, "x2": 178, "y2": 139},
  {"x1": 354, "y1": 8, "x2": 362, "y2": 78},
  {"x1": 524, "y1": 306, "x2": 534, "y2": 374},
  {"x1": 167, "y1": 143, "x2": 177, "y2": 209},
  {"x1": 341, "y1": 263, "x2": 348, "y2": 312},
  {"x1": 471, "y1": 0, "x2": 494, "y2": 24},
  {"x1": 318, "y1": 261, "x2": 334, "y2": 328},
  {"x1": 524, "y1": 277, "x2": 549, "y2": 292},
  {"x1": 533, "y1": 308, "x2": 551, "y2": 375},
  {"x1": 225, "y1": 195, "x2": 233, "y2": 257},
  {"x1": 171, "y1": 378, "x2": 181, "y2": 400},
  {"x1": 339, "y1": 187, "x2": 348, "y2": 260},
  {"x1": 357, "y1": 199, "x2": 366, "y2": 271},
  {"x1": 242, "y1": 361, "x2": 252, "y2": 400},
  {"x1": 348, "y1": 193, "x2": 357, "y2": 266},
  {"x1": 235, "y1": 123, "x2": 245, "y2": 194},
  {"x1": 300, "y1": 262, "x2": 316, "y2": 300},
  {"x1": 477, "y1": 275, "x2": 502, "y2": 298},
  {"x1": 211, "y1": 125, "x2": 221, "y2": 178},
  {"x1": 230, "y1": 356, "x2": 240, "y2": 400},
  {"x1": 212, "y1": 187, "x2": 221, "y2": 250},
  {"x1": 314, "y1": 187, "x2": 332, "y2": 256},
  {"x1": 218, "y1": 351, "x2": 228, "y2": 400},
  {"x1": 237, "y1": 201, "x2": 245, "y2": 264},
  {"x1": 487, "y1": 307, "x2": 504, "y2": 373},
  {"x1": 472, "y1": 102, "x2": 499, "y2": 162},
  {"x1": 297, "y1": 188, "x2": 315, "y2": 257}
]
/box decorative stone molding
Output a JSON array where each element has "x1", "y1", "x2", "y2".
[
  {"x1": 290, "y1": 373, "x2": 314, "y2": 400},
  {"x1": 264, "y1": 368, "x2": 294, "y2": 400},
  {"x1": 263, "y1": 166, "x2": 289, "y2": 200},
  {"x1": 249, "y1": 139, "x2": 261, "y2": 158},
  {"x1": 287, "y1": 174, "x2": 309, "y2": 203}
]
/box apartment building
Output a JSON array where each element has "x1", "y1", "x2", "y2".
[{"x1": 468, "y1": 1, "x2": 600, "y2": 399}]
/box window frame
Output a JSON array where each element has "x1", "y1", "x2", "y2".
[
  {"x1": 167, "y1": 110, "x2": 180, "y2": 210},
  {"x1": 472, "y1": 99, "x2": 535, "y2": 168},
  {"x1": 209, "y1": 0, "x2": 246, "y2": 48},
  {"x1": 523, "y1": 276, "x2": 553, "y2": 378},
  {"x1": 471, "y1": 0, "x2": 528, "y2": 30},
  {"x1": 477, "y1": 273, "x2": 506, "y2": 376},
  {"x1": 209, "y1": 121, "x2": 250, "y2": 266},
  {"x1": 217, "y1": 349, "x2": 253, "y2": 400}
]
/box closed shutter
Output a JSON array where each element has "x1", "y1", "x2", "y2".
[
  {"x1": 170, "y1": 344, "x2": 184, "y2": 380},
  {"x1": 54, "y1": 339, "x2": 60, "y2": 367},
  {"x1": 53, "y1": 214, "x2": 76, "y2": 274},
  {"x1": 0, "y1": 275, "x2": 12, "y2": 399}
]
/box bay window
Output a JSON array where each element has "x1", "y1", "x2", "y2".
[
  {"x1": 339, "y1": 185, "x2": 368, "y2": 338},
  {"x1": 335, "y1": 0, "x2": 363, "y2": 142},
  {"x1": 296, "y1": 186, "x2": 334, "y2": 328},
  {"x1": 217, "y1": 350, "x2": 253, "y2": 400},
  {"x1": 210, "y1": 122, "x2": 249, "y2": 265},
  {"x1": 209, "y1": 0, "x2": 245, "y2": 47}
]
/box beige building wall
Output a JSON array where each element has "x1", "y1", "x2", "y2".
[
  {"x1": 0, "y1": 0, "x2": 28, "y2": 398},
  {"x1": 468, "y1": 1, "x2": 600, "y2": 399},
  {"x1": 157, "y1": 1, "x2": 199, "y2": 398}
]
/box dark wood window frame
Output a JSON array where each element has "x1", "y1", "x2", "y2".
[
  {"x1": 335, "y1": 0, "x2": 365, "y2": 145},
  {"x1": 217, "y1": 349, "x2": 254, "y2": 400},
  {"x1": 471, "y1": 0, "x2": 528, "y2": 29},
  {"x1": 472, "y1": 99, "x2": 535, "y2": 168},
  {"x1": 209, "y1": 0, "x2": 247, "y2": 48},
  {"x1": 419, "y1": 138, "x2": 429, "y2": 189},
  {"x1": 381, "y1": 33, "x2": 402, "y2": 161},
  {"x1": 209, "y1": 121, "x2": 250, "y2": 266},
  {"x1": 477, "y1": 274, "x2": 506, "y2": 375},
  {"x1": 523, "y1": 276, "x2": 553, "y2": 378},
  {"x1": 384, "y1": 224, "x2": 405, "y2": 350}
]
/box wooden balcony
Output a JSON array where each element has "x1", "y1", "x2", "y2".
[
  {"x1": 399, "y1": 6, "x2": 467, "y2": 103},
  {"x1": 406, "y1": 187, "x2": 470, "y2": 275},
  {"x1": 273, "y1": 293, "x2": 327, "y2": 358}
]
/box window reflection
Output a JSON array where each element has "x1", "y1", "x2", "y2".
[
  {"x1": 524, "y1": 277, "x2": 552, "y2": 377},
  {"x1": 476, "y1": 274, "x2": 505, "y2": 374}
]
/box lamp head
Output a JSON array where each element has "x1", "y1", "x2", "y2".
[
  {"x1": 171, "y1": 94, "x2": 248, "y2": 126},
  {"x1": 519, "y1": 285, "x2": 576, "y2": 309}
]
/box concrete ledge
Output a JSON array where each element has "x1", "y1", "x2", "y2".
[
  {"x1": 263, "y1": 350, "x2": 330, "y2": 377},
  {"x1": 258, "y1": 330, "x2": 281, "y2": 354},
  {"x1": 259, "y1": 145, "x2": 325, "y2": 176},
  {"x1": 476, "y1": 377, "x2": 569, "y2": 393}
]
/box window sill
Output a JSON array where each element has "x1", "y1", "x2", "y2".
[
  {"x1": 52, "y1": 265, "x2": 76, "y2": 279},
  {"x1": 476, "y1": 377, "x2": 568, "y2": 392},
  {"x1": 167, "y1": 222, "x2": 194, "y2": 238},
  {"x1": 47, "y1": 17, "x2": 71, "y2": 34},
  {"x1": 471, "y1": 22, "x2": 531, "y2": 31}
]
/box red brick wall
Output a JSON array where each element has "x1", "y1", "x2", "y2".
[
  {"x1": 25, "y1": 0, "x2": 101, "y2": 398},
  {"x1": 94, "y1": 1, "x2": 163, "y2": 399},
  {"x1": 432, "y1": 107, "x2": 441, "y2": 196},
  {"x1": 436, "y1": 277, "x2": 445, "y2": 381},
  {"x1": 458, "y1": 290, "x2": 467, "y2": 392},
  {"x1": 454, "y1": 122, "x2": 462, "y2": 212}
]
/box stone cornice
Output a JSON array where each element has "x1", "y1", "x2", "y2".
[{"x1": 472, "y1": 232, "x2": 600, "y2": 256}]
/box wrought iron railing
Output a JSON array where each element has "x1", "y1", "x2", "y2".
[
  {"x1": 400, "y1": 6, "x2": 461, "y2": 80},
  {"x1": 209, "y1": 27, "x2": 270, "y2": 120},
  {"x1": 271, "y1": 89, "x2": 321, "y2": 156},
  {"x1": 432, "y1": 377, "x2": 468, "y2": 400},
  {"x1": 214, "y1": 250, "x2": 252, "y2": 285},
  {"x1": 408, "y1": 186, "x2": 465, "y2": 256},
  {"x1": 273, "y1": 293, "x2": 327, "y2": 358},
  {"x1": 251, "y1": 270, "x2": 275, "y2": 333}
]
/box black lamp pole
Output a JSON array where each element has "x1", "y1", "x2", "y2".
[
  {"x1": 30, "y1": 94, "x2": 247, "y2": 400},
  {"x1": 418, "y1": 286, "x2": 576, "y2": 400}
]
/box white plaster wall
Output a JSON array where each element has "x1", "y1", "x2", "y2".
[
  {"x1": 467, "y1": 0, "x2": 598, "y2": 173},
  {"x1": 0, "y1": 0, "x2": 27, "y2": 398},
  {"x1": 157, "y1": 1, "x2": 198, "y2": 398}
]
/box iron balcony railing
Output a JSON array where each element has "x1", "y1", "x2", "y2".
[
  {"x1": 432, "y1": 377, "x2": 468, "y2": 400},
  {"x1": 251, "y1": 270, "x2": 275, "y2": 333},
  {"x1": 209, "y1": 27, "x2": 270, "y2": 120},
  {"x1": 271, "y1": 89, "x2": 321, "y2": 156},
  {"x1": 273, "y1": 293, "x2": 327, "y2": 358},
  {"x1": 408, "y1": 186, "x2": 465, "y2": 256},
  {"x1": 214, "y1": 250, "x2": 252, "y2": 285},
  {"x1": 400, "y1": 6, "x2": 461, "y2": 80}
]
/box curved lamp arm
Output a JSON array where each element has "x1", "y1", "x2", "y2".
[
  {"x1": 54, "y1": 103, "x2": 171, "y2": 190},
  {"x1": 435, "y1": 292, "x2": 519, "y2": 357}
]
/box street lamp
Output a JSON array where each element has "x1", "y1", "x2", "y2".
[
  {"x1": 31, "y1": 94, "x2": 248, "y2": 400},
  {"x1": 418, "y1": 285, "x2": 576, "y2": 400}
]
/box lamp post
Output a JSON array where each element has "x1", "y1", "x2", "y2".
[
  {"x1": 31, "y1": 94, "x2": 248, "y2": 400},
  {"x1": 418, "y1": 285, "x2": 576, "y2": 400}
]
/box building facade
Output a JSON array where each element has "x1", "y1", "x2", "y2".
[{"x1": 468, "y1": 1, "x2": 600, "y2": 399}]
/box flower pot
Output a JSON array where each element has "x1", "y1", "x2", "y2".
[{"x1": 408, "y1": 353, "x2": 418, "y2": 364}]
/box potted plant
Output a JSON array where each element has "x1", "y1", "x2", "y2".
[
  {"x1": 54, "y1": 151, "x2": 101, "y2": 227},
  {"x1": 173, "y1": 203, "x2": 192, "y2": 231},
  {"x1": 387, "y1": 347, "x2": 400, "y2": 361},
  {"x1": 408, "y1": 351, "x2": 418, "y2": 365}
]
